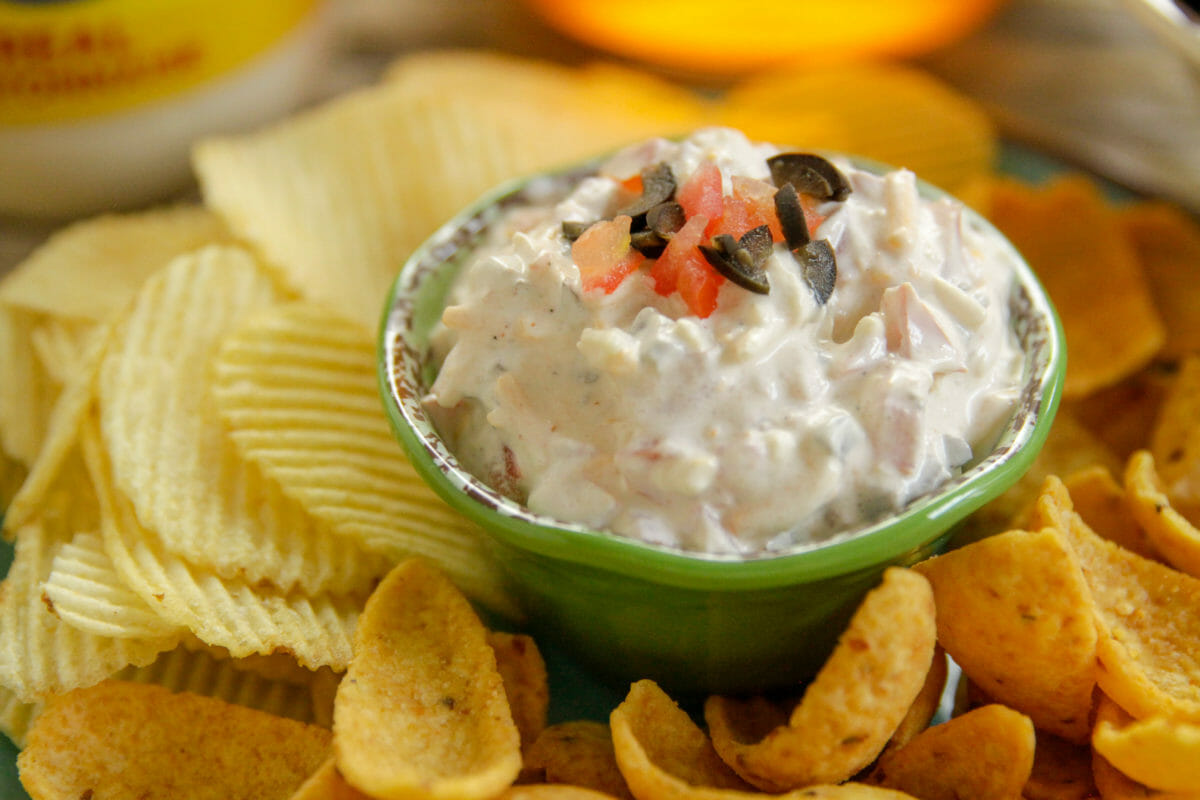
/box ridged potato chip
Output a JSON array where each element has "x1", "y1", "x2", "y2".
[
  {"x1": 719, "y1": 62, "x2": 995, "y2": 197},
  {"x1": 17, "y1": 680, "x2": 330, "y2": 800},
  {"x1": 28, "y1": 317, "x2": 94, "y2": 386},
  {"x1": 986, "y1": 176, "x2": 1165, "y2": 399},
  {"x1": 42, "y1": 530, "x2": 183, "y2": 640},
  {"x1": 0, "y1": 306, "x2": 58, "y2": 467},
  {"x1": 0, "y1": 453, "x2": 24, "y2": 511},
  {"x1": 0, "y1": 686, "x2": 40, "y2": 749},
  {"x1": 91, "y1": 642, "x2": 332, "y2": 728},
  {"x1": 384, "y1": 52, "x2": 707, "y2": 134},
  {"x1": 195, "y1": 51, "x2": 706, "y2": 330},
  {"x1": 1092, "y1": 692, "x2": 1200, "y2": 794},
  {"x1": 524, "y1": 721, "x2": 633, "y2": 800},
  {"x1": 868, "y1": 704, "x2": 1035, "y2": 800},
  {"x1": 98, "y1": 245, "x2": 389, "y2": 595},
  {"x1": 913, "y1": 528, "x2": 1097, "y2": 742},
  {"x1": 2, "y1": 321, "x2": 110, "y2": 535},
  {"x1": 211, "y1": 300, "x2": 513, "y2": 614},
  {"x1": 82, "y1": 417, "x2": 362, "y2": 672},
  {"x1": 704, "y1": 568, "x2": 936, "y2": 790},
  {"x1": 0, "y1": 205, "x2": 231, "y2": 323},
  {"x1": 0, "y1": 469, "x2": 180, "y2": 703},
  {"x1": 1026, "y1": 477, "x2": 1200, "y2": 722},
  {"x1": 333, "y1": 558, "x2": 522, "y2": 800}
]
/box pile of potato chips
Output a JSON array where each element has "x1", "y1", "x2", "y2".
[{"x1": 3, "y1": 48, "x2": 1200, "y2": 799}]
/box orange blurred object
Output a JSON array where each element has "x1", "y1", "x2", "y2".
[{"x1": 523, "y1": 0, "x2": 1010, "y2": 75}]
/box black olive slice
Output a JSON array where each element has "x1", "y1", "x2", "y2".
[
  {"x1": 739, "y1": 224, "x2": 773, "y2": 264},
  {"x1": 630, "y1": 229, "x2": 668, "y2": 258},
  {"x1": 798, "y1": 239, "x2": 837, "y2": 305},
  {"x1": 773, "y1": 183, "x2": 810, "y2": 250},
  {"x1": 767, "y1": 153, "x2": 852, "y2": 202},
  {"x1": 700, "y1": 233, "x2": 770, "y2": 294},
  {"x1": 562, "y1": 220, "x2": 589, "y2": 241},
  {"x1": 646, "y1": 201, "x2": 685, "y2": 237},
  {"x1": 617, "y1": 162, "x2": 677, "y2": 219}
]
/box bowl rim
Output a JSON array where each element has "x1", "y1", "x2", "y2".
[{"x1": 378, "y1": 153, "x2": 1067, "y2": 593}]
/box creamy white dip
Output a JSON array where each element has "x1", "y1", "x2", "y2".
[{"x1": 425, "y1": 128, "x2": 1024, "y2": 555}]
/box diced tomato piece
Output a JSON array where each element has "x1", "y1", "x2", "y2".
[
  {"x1": 677, "y1": 250, "x2": 724, "y2": 318},
  {"x1": 722, "y1": 175, "x2": 784, "y2": 241},
  {"x1": 650, "y1": 214, "x2": 724, "y2": 317},
  {"x1": 676, "y1": 160, "x2": 724, "y2": 237},
  {"x1": 650, "y1": 213, "x2": 705, "y2": 296},
  {"x1": 572, "y1": 215, "x2": 645, "y2": 294}
]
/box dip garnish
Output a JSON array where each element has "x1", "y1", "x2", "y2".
[
  {"x1": 773, "y1": 182, "x2": 811, "y2": 249},
  {"x1": 617, "y1": 162, "x2": 677, "y2": 219},
  {"x1": 561, "y1": 148, "x2": 851, "y2": 314},
  {"x1": 797, "y1": 239, "x2": 837, "y2": 305},
  {"x1": 767, "y1": 152, "x2": 852, "y2": 202},
  {"x1": 700, "y1": 226, "x2": 773, "y2": 294}
]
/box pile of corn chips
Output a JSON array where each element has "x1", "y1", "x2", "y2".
[{"x1": 3, "y1": 48, "x2": 1200, "y2": 799}]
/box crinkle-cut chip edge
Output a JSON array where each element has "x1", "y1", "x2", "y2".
[
  {"x1": 210, "y1": 301, "x2": 516, "y2": 616},
  {"x1": 82, "y1": 415, "x2": 360, "y2": 673},
  {"x1": 97, "y1": 244, "x2": 388, "y2": 596},
  {"x1": 0, "y1": 516, "x2": 181, "y2": 704},
  {"x1": 44, "y1": 530, "x2": 185, "y2": 640},
  {"x1": 0, "y1": 204, "x2": 233, "y2": 322}
]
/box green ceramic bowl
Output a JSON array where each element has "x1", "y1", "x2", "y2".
[{"x1": 378, "y1": 159, "x2": 1066, "y2": 696}]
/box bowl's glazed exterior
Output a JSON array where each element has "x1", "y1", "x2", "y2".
[{"x1": 379, "y1": 160, "x2": 1066, "y2": 695}]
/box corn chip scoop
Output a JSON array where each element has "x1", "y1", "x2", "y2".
[
  {"x1": 332, "y1": 558, "x2": 523, "y2": 800},
  {"x1": 1024, "y1": 476, "x2": 1200, "y2": 723},
  {"x1": 1064, "y1": 465, "x2": 1160, "y2": 562},
  {"x1": 703, "y1": 568, "x2": 936, "y2": 791},
  {"x1": 16, "y1": 680, "x2": 331, "y2": 800},
  {"x1": 1092, "y1": 692, "x2": 1200, "y2": 794},
  {"x1": 1149, "y1": 355, "x2": 1200, "y2": 524},
  {"x1": 1021, "y1": 733, "x2": 1097, "y2": 800},
  {"x1": 865, "y1": 704, "x2": 1036, "y2": 800},
  {"x1": 1124, "y1": 450, "x2": 1200, "y2": 579},
  {"x1": 524, "y1": 720, "x2": 634, "y2": 800},
  {"x1": 1118, "y1": 201, "x2": 1200, "y2": 362},
  {"x1": 912, "y1": 527, "x2": 1098, "y2": 743},
  {"x1": 609, "y1": 679, "x2": 919, "y2": 800}
]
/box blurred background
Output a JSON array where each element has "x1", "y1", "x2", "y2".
[{"x1": 1, "y1": 0, "x2": 1197, "y2": 271}]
